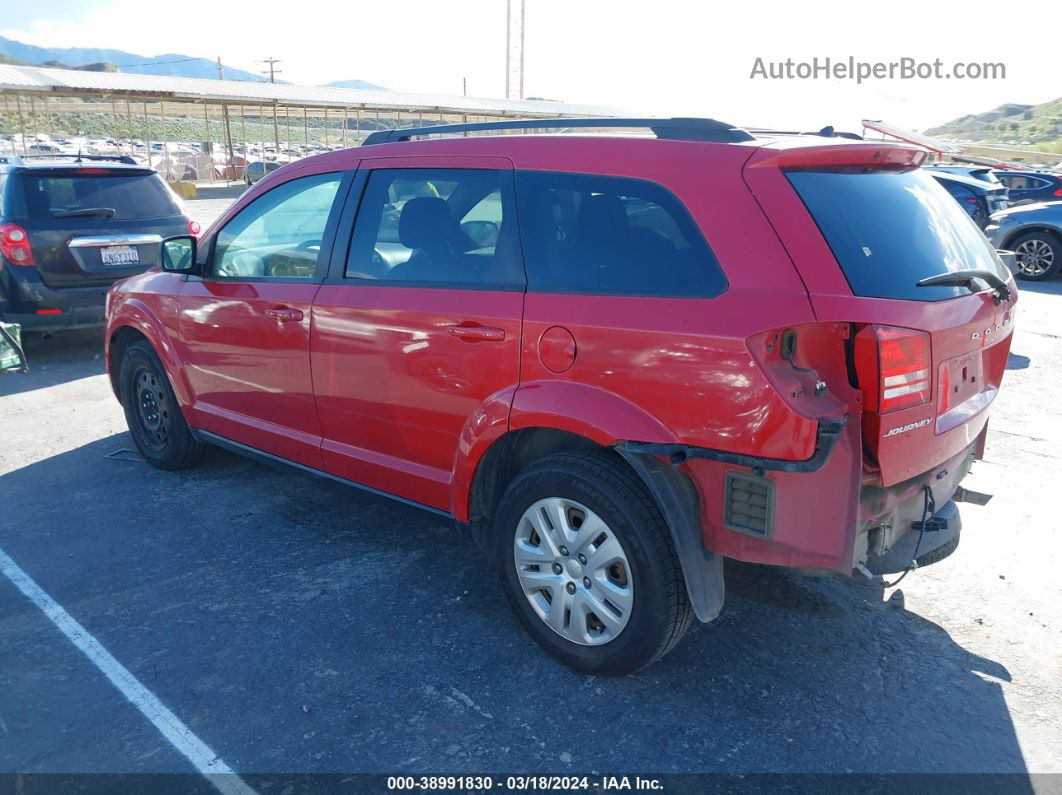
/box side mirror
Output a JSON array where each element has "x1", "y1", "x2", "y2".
[{"x1": 160, "y1": 235, "x2": 198, "y2": 274}]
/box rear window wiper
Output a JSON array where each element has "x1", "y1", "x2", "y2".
[
  {"x1": 52, "y1": 207, "x2": 116, "y2": 219},
  {"x1": 916, "y1": 268, "x2": 1012, "y2": 304}
]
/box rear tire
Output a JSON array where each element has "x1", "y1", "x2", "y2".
[
  {"x1": 1011, "y1": 232, "x2": 1061, "y2": 281},
  {"x1": 119, "y1": 340, "x2": 203, "y2": 470},
  {"x1": 494, "y1": 451, "x2": 692, "y2": 675}
]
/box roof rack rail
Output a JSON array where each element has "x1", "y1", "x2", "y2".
[
  {"x1": 18, "y1": 152, "x2": 139, "y2": 165},
  {"x1": 361, "y1": 117, "x2": 755, "y2": 146},
  {"x1": 744, "y1": 125, "x2": 863, "y2": 140}
]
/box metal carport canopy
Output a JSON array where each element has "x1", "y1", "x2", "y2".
[{"x1": 0, "y1": 63, "x2": 625, "y2": 117}]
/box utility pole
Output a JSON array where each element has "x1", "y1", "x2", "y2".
[
  {"x1": 505, "y1": 0, "x2": 525, "y2": 100},
  {"x1": 259, "y1": 57, "x2": 282, "y2": 83},
  {"x1": 259, "y1": 57, "x2": 282, "y2": 152},
  {"x1": 218, "y1": 57, "x2": 235, "y2": 183}
]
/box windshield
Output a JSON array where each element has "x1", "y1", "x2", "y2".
[
  {"x1": 787, "y1": 168, "x2": 1010, "y2": 301},
  {"x1": 19, "y1": 171, "x2": 182, "y2": 221}
]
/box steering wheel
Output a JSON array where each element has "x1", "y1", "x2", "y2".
[{"x1": 217, "y1": 251, "x2": 263, "y2": 277}]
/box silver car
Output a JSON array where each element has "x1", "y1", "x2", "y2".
[{"x1": 986, "y1": 202, "x2": 1062, "y2": 281}]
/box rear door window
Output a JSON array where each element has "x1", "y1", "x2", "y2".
[
  {"x1": 515, "y1": 171, "x2": 726, "y2": 297},
  {"x1": 345, "y1": 168, "x2": 522, "y2": 289},
  {"x1": 19, "y1": 171, "x2": 182, "y2": 220},
  {"x1": 786, "y1": 168, "x2": 1010, "y2": 301}
]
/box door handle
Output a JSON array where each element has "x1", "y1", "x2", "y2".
[
  {"x1": 446, "y1": 323, "x2": 506, "y2": 342},
  {"x1": 265, "y1": 306, "x2": 304, "y2": 322}
]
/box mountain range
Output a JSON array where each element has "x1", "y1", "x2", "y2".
[
  {"x1": 926, "y1": 96, "x2": 1062, "y2": 147},
  {"x1": 0, "y1": 35, "x2": 386, "y2": 91}
]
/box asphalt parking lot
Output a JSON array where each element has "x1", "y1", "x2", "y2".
[{"x1": 1, "y1": 189, "x2": 1060, "y2": 786}]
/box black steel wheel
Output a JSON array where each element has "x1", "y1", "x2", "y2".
[{"x1": 119, "y1": 340, "x2": 204, "y2": 470}]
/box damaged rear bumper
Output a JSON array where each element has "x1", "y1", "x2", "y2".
[{"x1": 865, "y1": 500, "x2": 961, "y2": 575}]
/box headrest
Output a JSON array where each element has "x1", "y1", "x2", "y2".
[
  {"x1": 575, "y1": 194, "x2": 631, "y2": 240},
  {"x1": 399, "y1": 197, "x2": 454, "y2": 250}
]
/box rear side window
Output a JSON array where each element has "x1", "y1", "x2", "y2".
[
  {"x1": 787, "y1": 169, "x2": 1010, "y2": 302},
  {"x1": 345, "y1": 168, "x2": 523, "y2": 289},
  {"x1": 515, "y1": 171, "x2": 726, "y2": 298},
  {"x1": 18, "y1": 171, "x2": 182, "y2": 220}
]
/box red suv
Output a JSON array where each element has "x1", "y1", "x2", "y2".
[{"x1": 104, "y1": 118, "x2": 1016, "y2": 674}]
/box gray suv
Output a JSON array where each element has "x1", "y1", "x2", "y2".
[{"x1": 987, "y1": 202, "x2": 1062, "y2": 281}]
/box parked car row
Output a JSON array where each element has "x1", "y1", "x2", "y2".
[{"x1": 921, "y1": 162, "x2": 1062, "y2": 280}]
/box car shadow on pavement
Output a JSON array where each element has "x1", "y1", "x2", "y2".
[
  {"x1": 0, "y1": 329, "x2": 106, "y2": 397},
  {"x1": 0, "y1": 436, "x2": 1032, "y2": 781},
  {"x1": 1006, "y1": 353, "x2": 1031, "y2": 370}
]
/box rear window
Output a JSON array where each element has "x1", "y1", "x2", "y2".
[
  {"x1": 787, "y1": 169, "x2": 1009, "y2": 301},
  {"x1": 18, "y1": 171, "x2": 182, "y2": 220}
]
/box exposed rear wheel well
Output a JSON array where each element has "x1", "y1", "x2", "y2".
[
  {"x1": 468, "y1": 428, "x2": 623, "y2": 552},
  {"x1": 108, "y1": 326, "x2": 149, "y2": 399}
]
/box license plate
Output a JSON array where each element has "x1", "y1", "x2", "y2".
[{"x1": 100, "y1": 245, "x2": 139, "y2": 266}]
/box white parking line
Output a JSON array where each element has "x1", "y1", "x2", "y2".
[{"x1": 0, "y1": 546, "x2": 256, "y2": 795}]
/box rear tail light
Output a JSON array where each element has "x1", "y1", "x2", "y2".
[
  {"x1": 1053, "y1": 188, "x2": 1062, "y2": 197},
  {"x1": 0, "y1": 223, "x2": 34, "y2": 266},
  {"x1": 187, "y1": 219, "x2": 201, "y2": 236},
  {"x1": 855, "y1": 325, "x2": 932, "y2": 414}
]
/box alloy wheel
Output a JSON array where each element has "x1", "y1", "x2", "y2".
[{"x1": 1015, "y1": 238, "x2": 1055, "y2": 276}]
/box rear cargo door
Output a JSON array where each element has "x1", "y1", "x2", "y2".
[
  {"x1": 745, "y1": 147, "x2": 1016, "y2": 486},
  {"x1": 11, "y1": 168, "x2": 188, "y2": 287}
]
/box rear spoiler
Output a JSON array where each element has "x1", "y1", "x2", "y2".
[{"x1": 747, "y1": 142, "x2": 928, "y2": 172}]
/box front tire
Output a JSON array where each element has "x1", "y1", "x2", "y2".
[
  {"x1": 119, "y1": 340, "x2": 203, "y2": 470},
  {"x1": 495, "y1": 451, "x2": 692, "y2": 675},
  {"x1": 1011, "y1": 232, "x2": 1061, "y2": 281}
]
